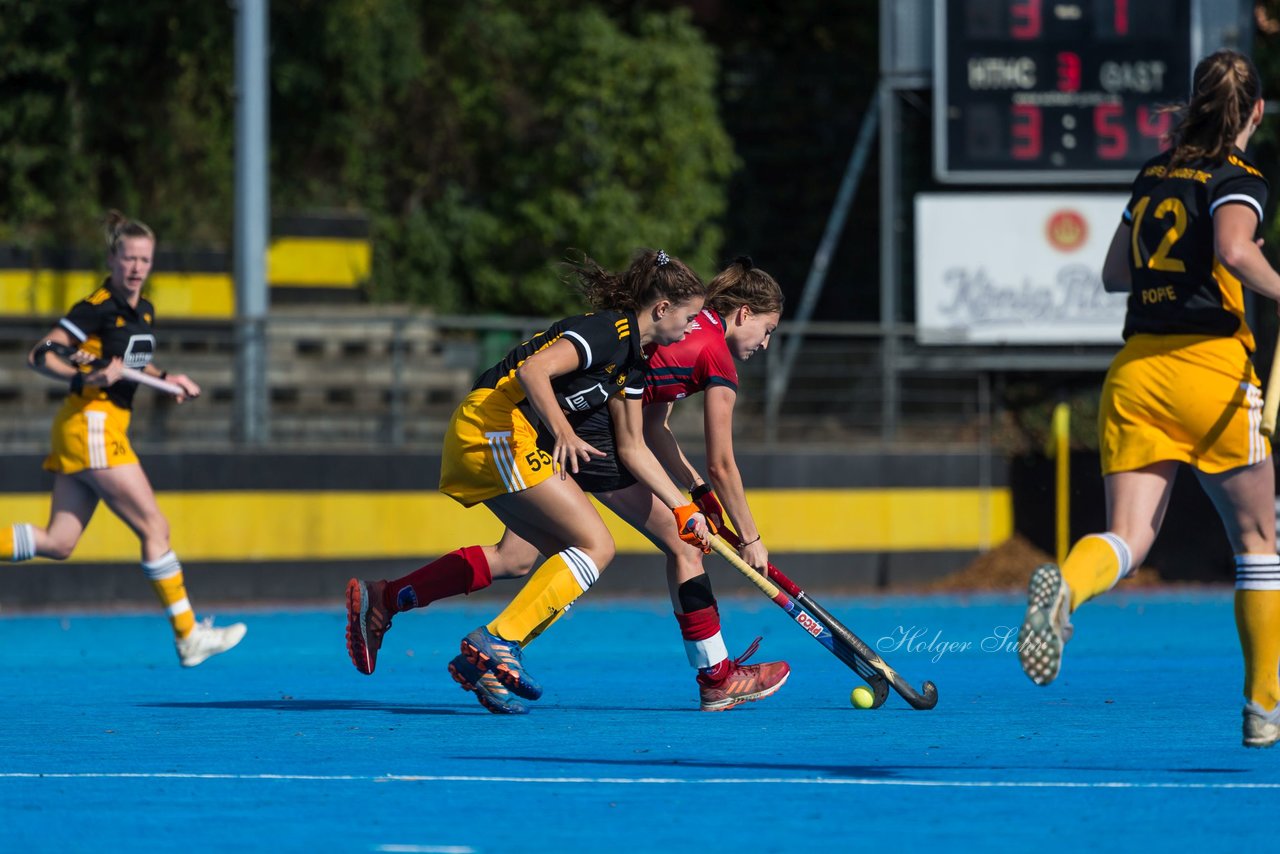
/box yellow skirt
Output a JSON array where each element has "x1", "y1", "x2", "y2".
[
  {"x1": 439, "y1": 388, "x2": 556, "y2": 507},
  {"x1": 43, "y1": 397, "x2": 139, "y2": 474},
  {"x1": 1099, "y1": 334, "x2": 1269, "y2": 475}
]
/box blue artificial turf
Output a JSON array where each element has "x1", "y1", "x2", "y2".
[{"x1": 1, "y1": 591, "x2": 1275, "y2": 851}]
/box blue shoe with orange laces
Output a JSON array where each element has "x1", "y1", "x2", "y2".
[
  {"x1": 460, "y1": 625, "x2": 543, "y2": 700},
  {"x1": 448, "y1": 654, "x2": 529, "y2": 715}
]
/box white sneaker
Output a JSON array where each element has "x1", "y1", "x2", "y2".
[
  {"x1": 1243, "y1": 700, "x2": 1280, "y2": 748},
  {"x1": 1019, "y1": 563, "x2": 1074, "y2": 686},
  {"x1": 176, "y1": 617, "x2": 247, "y2": 667}
]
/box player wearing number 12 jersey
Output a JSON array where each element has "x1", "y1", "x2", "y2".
[{"x1": 1018, "y1": 50, "x2": 1280, "y2": 748}]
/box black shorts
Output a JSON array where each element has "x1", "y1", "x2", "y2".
[{"x1": 566, "y1": 407, "x2": 638, "y2": 494}]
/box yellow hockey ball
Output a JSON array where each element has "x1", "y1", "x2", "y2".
[{"x1": 850, "y1": 686, "x2": 875, "y2": 709}]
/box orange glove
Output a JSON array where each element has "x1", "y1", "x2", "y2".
[
  {"x1": 672, "y1": 502, "x2": 712, "y2": 553},
  {"x1": 690, "y1": 483, "x2": 725, "y2": 533}
]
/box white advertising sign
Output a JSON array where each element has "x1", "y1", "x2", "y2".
[{"x1": 914, "y1": 193, "x2": 1130, "y2": 345}]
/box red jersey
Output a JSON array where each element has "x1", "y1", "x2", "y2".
[{"x1": 643, "y1": 308, "x2": 737, "y2": 404}]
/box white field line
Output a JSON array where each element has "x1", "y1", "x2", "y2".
[{"x1": 0, "y1": 772, "x2": 1276, "y2": 790}]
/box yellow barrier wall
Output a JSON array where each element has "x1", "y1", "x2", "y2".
[
  {"x1": 0, "y1": 488, "x2": 1011, "y2": 563},
  {"x1": 0, "y1": 238, "x2": 370, "y2": 318}
]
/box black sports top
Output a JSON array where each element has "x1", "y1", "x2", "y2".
[
  {"x1": 473, "y1": 310, "x2": 648, "y2": 433},
  {"x1": 57, "y1": 280, "x2": 158, "y2": 409},
  {"x1": 1121, "y1": 147, "x2": 1268, "y2": 350}
]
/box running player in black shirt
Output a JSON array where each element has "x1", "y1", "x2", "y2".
[
  {"x1": 346, "y1": 249, "x2": 713, "y2": 713},
  {"x1": 2, "y1": 211, "x2": 245, "y2": 667},
  {"x1": 346, "y1": 260, "x2": 791, "y2": 712},
  {"x1": 1018, "y1": 51, "x2": 1280, "y2": 748}
]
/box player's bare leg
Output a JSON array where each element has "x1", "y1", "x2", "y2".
[
  {"x1": 454, "y1": 477, "x2": 615, "y2": 708},
  {"x1": 1020, "y1": 463, "x2": 1173, "y2": 686},
  {"x1": 2, "y1": 475, "x2": 96, "y2": 563},
  {"x1": 1197, "y1": 460, "x2": 1280, "y2": 747},
  {"x1": 88, "y1": 465, "x2": 245, "y2": 666},
  {"x1": 600, "y1": 484, "x2": 789, "y2": 710}
]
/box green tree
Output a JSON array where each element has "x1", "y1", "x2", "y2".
[
  {"x1": 354, "y1": 2, "x2": 737, "y2": 313},
  {"x1": 2, "y1": 1, "x2": 737, "y2": 315},
  {"x1": 0, "y1": 1, "x2": 233, "y2": 247}
]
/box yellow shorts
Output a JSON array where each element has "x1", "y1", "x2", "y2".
[
  {"x1": 439, "y1": 388, "x2": 556, "y2": 507},
  {"x1": 1099, "y1": 334, "x2": 1269, "y2": 475},
  {"x1": 43, "y1": 397, "x2": 139, "y2": 474}
]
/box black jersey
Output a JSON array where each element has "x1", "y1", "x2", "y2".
[
  {"x1": 473, "y1": 310, "x2": 647, "y2": 433},
  {"x1": 58, "y1": 280, "x2": 158, "y2": 409},
  {"x1": 1121, "y1": 147, "x2": 1268, "y2": 349}
]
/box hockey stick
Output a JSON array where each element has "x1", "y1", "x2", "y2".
[
  {"x1": 36, "y1": 340, "x2": 188, "y2": 397},
  {"x1": 711, "y1": 530, "x2": 938, "y2": 710},
  {"x1": 1262, "y1": 336, "x2": 1280, "y2": 437}
]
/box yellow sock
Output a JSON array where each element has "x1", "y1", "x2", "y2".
[
  {"x1": 1060, "y1": 533, "x2": 1130, "y2": 611},
  {"x1": 522, "y1": 608, "x2": 568, "y2": 649},
  {"x1": 1235, "y1": 555, "x2": 1280, "y2": 709},
  {"x1": 2, "y1": 524, "x2": 36, "y2": 562},
  {"x1": 488, "y1": 548, "x2": 599, "y2": 646},
  {"x1": 142, "y1": 551, "x2": 196, "y2": 638}
]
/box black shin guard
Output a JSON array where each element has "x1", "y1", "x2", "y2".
[{"x1": 677, "y1": 573, "x2": 718, "y2": 614}]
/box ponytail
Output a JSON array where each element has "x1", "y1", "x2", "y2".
[
  {"x1": 1166, "y1": 49, "x2": 1261, "y2": 171},
  {"x1": 568, "y1": 248, "x2": 705, "y2": 312},
  {"x1": 103, "y1": 210, "x2": 156, "y2": 254}
]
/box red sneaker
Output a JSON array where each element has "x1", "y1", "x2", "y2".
[
  {"x1": 698, "y1": 637, "x2": 790, "y2": 712},
  {"x1": 345, "y1": 578, "x2": 392, "y2": 675}
]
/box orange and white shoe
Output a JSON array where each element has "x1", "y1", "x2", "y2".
[
  {"x1": 345, "y1": 578, "x2": 392, "y2": 675},
  {"x1": 697, "y1": 637, "x2": 790, "y2": 712}
]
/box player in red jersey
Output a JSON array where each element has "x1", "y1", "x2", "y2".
[{"x1": 347, "y1": 258, "x2": 787, "y2": 711}]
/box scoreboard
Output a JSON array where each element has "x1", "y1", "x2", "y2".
[{"x1": 934, "y1": 0, "x2": 1193, "y2": 183}]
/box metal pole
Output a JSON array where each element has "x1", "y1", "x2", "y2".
[
  {"x1": 764, "y1": 87, "x2": 882, "y2": 441},
  {"x1": 233, "y1": 0, "x2": 269, "y2": 445},
  {"x1": 879, "y1": 83, "x2": 900, "y2": 442}
]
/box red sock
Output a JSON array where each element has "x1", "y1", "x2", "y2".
[
  {"x1": 384, "y1": 546, "x2": 492, "y2": 613},
  {"x1": 676, "y1": 606, "x2": 730, "y2": 683}
]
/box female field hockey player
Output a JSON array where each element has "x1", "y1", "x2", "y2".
[
  {"x1": 347, "y1": 249, "x2": 713, "y2": 713},
  {"x1": 1017, "y1": 50, "x2": 1280, "y2": 748},
  {"x1": 2, "y1": 211, "x2": 246, "y2": 667},
  {"x1": 347, "y1": 258, "x2": 789, "y2": 712}
]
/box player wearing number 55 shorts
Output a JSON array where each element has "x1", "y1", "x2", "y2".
[
  {"x1": 2, "y1": 210, "x2": 245, "y2": 668},
  {"x1": 1017, "y1": 50, "x2": 1280, "y2": 748},
  {"x1": 346, "y1": 249, "x2": 715, "y2": 713},
  {"x1": 352, "y1": 258, "x2": 792, "y2": 712},
  {"x1": 438, "y1": 309, "x2": 650, "y2": 507}
]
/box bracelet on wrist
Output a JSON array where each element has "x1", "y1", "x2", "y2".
[
  {"x1": 737, "y1": 535, "x2": 762, "y2": 548},
  {"x1": 157, "y1": 369, "x2": 169, "y2": 379},
  {"x1": 690, "y1": 482, "x2": 712, "y2": 501}
]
